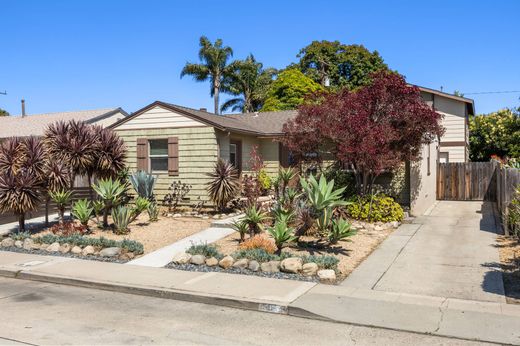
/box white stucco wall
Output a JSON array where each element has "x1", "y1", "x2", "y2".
[{"x1": 410, "y1": 140, "x2": 439, "y2": 216}]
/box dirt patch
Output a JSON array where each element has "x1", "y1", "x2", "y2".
[
  {"x1": 497, "y1": 235, "x2": 520, "y2": 304},
  {"x1": 213, "y1": 227, "x2": 394, "y2": 280},
  {"x1": 38, "y1": 215, "x2": 211, "y2": 255}
]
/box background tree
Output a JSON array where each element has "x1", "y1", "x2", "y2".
[
  {"x1": 221, "y1": 54, "x2": 277, "y2": 113},
  {"x1": 0, "y1": 109, "x2": 9, "y2": 116},
  {"x1": 261, "y1": 69, "x2": 322, "y2": 111},
  {"x1": 282, "y1": 71, "x2": 443, "y2": 195},
  {"x1": 181, "y1": 36, "x2": 233, "y2": 114},
  {"x1": 296, "y1": 40, "x2": 389, "y2": 90},
  {"x1": 469, "y1": 108, "x2": 520, "y2": 161}
]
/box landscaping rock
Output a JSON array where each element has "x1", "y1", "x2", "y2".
[
  {"x1": 190, "y1": 254, "x2": 206, "y2": 265},
  {"x1": 172, "y1": 252, "x2": 191, "y2": 264},
  {"x1": 232, "y1": 258, "x2": 248, "y2": 270},
  {"x1": 374, "y1": 225, "x2": 384, "y2": 232},
  {"x1": 317, "y1": 269, "x2": 336, "y2": 283},
  {"x1": 99, "y1": 247, "x2": 121, "y2": 257},
  {"x1": 205, "y1": 257, "x2": 219, "y2": 266},
  {"x1": 280, "y1": 257, "x2": 303, "y2": 274},
  {"x1": 14, "y1": 240, "x2": 23, "y2": 248},
  {"x1": 261, "y1": 260, "x2": 280, "y2": 273},
  {"x1": 22, "y1": 238, "x2": 34, "y2": 250},
  {"x1": 302, "y1": 263, "x2": 319, "y2": 276},
  {"x1": 172, "y1": 213, "x2": 182, "y2": 218},
  {"x1": 219, "y1": 255, "x2": 234, "y2": 269},
  {"x1": 390, "y1": 221, "x2": 400, "y2": 228},
  {"x1": 248, "y1": 260, "x2": 260, "y2": 272},
  {"x1": 81, "y1": 245, "x2": 95, "y2": 256},
  {"x1": 46, "y1": 242, "x2": 60, "y2": 252},
  {"x1": 1, "y1": 238, "x2": 14, "y2": 247},
  {"x1": 126, "y1": 252, "x2": 135, "y2": 260},
  {"x1": 71, "y1": 246, "x2": 82, "y2": 255},
  {"x1": 59, "y1": 243, "x2": 71, "y2": 254}
]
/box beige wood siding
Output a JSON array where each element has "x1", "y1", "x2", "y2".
[
  {"x1": 439, "y1": 145, "x2": 465, "y2": 162},
  {"x1": 260, "y1": 138, "x2": 281, "y2": 177},
  {"x1": 117, "y1": 106, "x2": 206, "y2": 130},
  {"x1": 115, "y1": 127, "x2": 218, "y2": 204},
  {"x1": 92, "y1": 111, "x2": 127, "y2": 127}
]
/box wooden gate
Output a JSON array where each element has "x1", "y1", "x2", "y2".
[{"x1": 436, "y1": 162, "x2": 498, "y2": 201}]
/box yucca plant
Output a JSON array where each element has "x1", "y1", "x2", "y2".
[
  {"x1": 206, "y1": 159, "x2": 240, "y2": 211},
  {"x1": 129, "y1": 170, "x2": 156, "y2": 201},
  {"x1": 267, "y1": 221, "x2": 297, "y2": 253},
  {"x1": 231, "y1": 219, "x2": 249, "y2": 242},
  {"x1": 244, "y1": 205, "x2": 269, "y2": 238},
  {"x1": 92, "y1": 178, "x2": 126, "y2": 227},
  {"x1": 71, "y1": 199, "x2": 94, "y2": 227},
  {"x1": 94, "y1": 126, "x2": 127, "y2": 179},
  {"x1": 328, "y1": 218, "x2": 357, "y2": 244},
  {"x1": 111, "y1": 205, "x2": 133, "y2": 234},
  {"x1": 49, "y1": 189, "x2": 73, "y2": 224}
]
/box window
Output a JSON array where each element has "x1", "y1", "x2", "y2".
[
  {"x1": 229, "y1": 143, "x2": 237, "y2": 167},
  {"x1": 149, "y1": 139, "x2": 168, "y2": 172}
]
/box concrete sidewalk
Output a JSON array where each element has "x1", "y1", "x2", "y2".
[
  {"x1": 342, "y1": 201, "x2": 505, "y2": 303},
  {"x1": 1, "y1": 251, "x2": 520, "y2": 344}
]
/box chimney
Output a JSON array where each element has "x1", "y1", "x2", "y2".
[
  {"x1": 21, "y1": 99, "x2": 26, "y2": 117},
  {"x1": 199, "y1": 107, "x2": 207, "y2": 112}
]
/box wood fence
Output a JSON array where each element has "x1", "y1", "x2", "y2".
[{"x1": 437, "y1": 161, "x2": 520, "y2": 235}]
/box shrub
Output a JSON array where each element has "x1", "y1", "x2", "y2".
[
  {"x1": 71, "y1": 199, "x2": 93, "y2": 227},
  {"x1": 257, "y1": 168, "x2": 272, "y2": 193},
  {"x1": 163, "y1": 180, "x2": 192, "y2": 212},
  {"x1": 186, "y1": 242, "x2": 223, "y2": 259},
  {"x1": 206, "y1": 159, "x2": 240, "y2": 211},
  {"x1": 323, "y1": 167, "x2": 356, "y2": 198},
  {"x1": 266, "y1": 221, "x2": 297, "y2": 253},
  {"x1": 232, "y1": 248, "x2": 279, "y2": 263},
  {"x1": 33, "y1": 234, "x2": 144, "y2": 254},
  {"x1": 50, "y1": 221, "x2": 88, "y2": 236},
  {"x1": 347, "y1": 194, "x2": 404, "y2": 222},
  {"x1": 111, "y1": 205, "x2": 133, "y2": 234},
  {"x1": 10, "y1": 231, "x2": 32, "y2": 241},
  {"x1": 328, "y1": 218, "x2": 356, "y2": 244},
  {"x1": 238, "y1": 235, "x2": 277, "y2": 254},
  {"x1": 508, "y1": 186, "x2": 520, "y2": 236},
  {"x1": 302, "y1": 255, "x2": 339, "y2": 270}
]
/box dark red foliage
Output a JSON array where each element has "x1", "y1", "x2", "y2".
[
  {"x1": 282, "y1": 71, "x2": 444, "y2": 194},
  {"x1": 50, "y1": 221, "x2": 88, "y2": 236}
]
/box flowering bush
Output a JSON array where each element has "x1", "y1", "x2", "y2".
[{"x1": 347, "y1": 194, "x2": 404, "y2": 222}]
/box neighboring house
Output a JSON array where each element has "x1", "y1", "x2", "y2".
[
  {"x1": 0, "y1": 107, "x2": 128, "y2": 138},
  {"x1": 110, "y1": 87, "x2": 473, "y2": 215},
  {"x1": 418, "y1": 86, "x2": 475, "y2": 163}
]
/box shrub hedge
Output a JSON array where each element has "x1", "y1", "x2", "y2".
[{"x1": 347, "y1": 194, "x2": 404, "y2": 222}]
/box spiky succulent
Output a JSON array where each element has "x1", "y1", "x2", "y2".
[
  {"x1": 94, "y1": 126, "x2": 127, "y2": 179},
  {"x1": 206, "y1": 159, "x2": 240, "y2": 211}
]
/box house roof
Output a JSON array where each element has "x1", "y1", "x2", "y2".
[
  {"x1": 415, "y1": 85, "x2": 475, "y2": 115},
  {"x1": 0, "y1": 107, "x2": 128, "y2": 138}
]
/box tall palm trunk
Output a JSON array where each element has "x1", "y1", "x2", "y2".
[{"x1": 214, "y1": 85, "x2": 220, "y2": 114}]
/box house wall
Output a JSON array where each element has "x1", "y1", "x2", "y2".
[
  {"x1": 114, "y1": 106, "x2": 218, "y2": 204},
  {"x1": 409, "y1": 140, "x2": 439, "y2": 216}
]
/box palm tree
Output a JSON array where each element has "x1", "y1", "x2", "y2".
[
  {"x1": 221, "y1": 55, "x2": 277, "y2": 113},
  {"x1": 181, "y1": 36, "x2": 233, "y2": 114}
]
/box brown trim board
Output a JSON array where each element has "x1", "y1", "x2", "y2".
[{"x1": 439, "y1": 141, "x2": 466, "y2": 147}]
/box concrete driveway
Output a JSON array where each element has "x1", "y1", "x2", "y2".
[{"x1": 343, "y1": 201, "x2": 505, "y2": 303}]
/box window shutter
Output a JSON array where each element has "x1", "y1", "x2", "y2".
[
  {"x1": 136, "y1": 138, "x2": 148, "y2": 171},
  {"x1": 168, "y1": 137, "x2": 179, "y2": 176}
]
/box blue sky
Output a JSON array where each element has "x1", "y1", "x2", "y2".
[{"x1": 1, "y1": 0, "x2": 519, "y2": 116}]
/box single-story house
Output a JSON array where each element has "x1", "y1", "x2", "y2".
[
  {"x1": 0, "y1": 107, "x2": 129, "y2": 139},
  {"x1": 110, "y1": 87, "x2": 472, "y2": 216}
]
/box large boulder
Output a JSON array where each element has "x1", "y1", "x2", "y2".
[
  {"x1": 190, "y1": 254, "x2": 206, "y2": 265},
  {"x1": 218, "y1": 255, "x2": 234, "y2": 269},
  {"x1": 260, "y1": 260, "x2": 281, "y2": 273},
  {"x1": 172, "y1": 252, "x2": 191, "y2": 264},
  {"x1": 22, "y1": 238, "x2": 35, "y2": 250},
  {"x1": 205, "y1": 257, "x2": 219, "y2": 267},
  {"x1": 280, "y1": 257, "x2": 303, "y2": 274},
  {"x1": 71, "y1": 246, "x2": 82, "y2": 255},
  {"x1": 99, "y1": 247, "x2": 121, "y2": 257},
  {"x1": 232, "y1": 258, "x2": 249, "y2": 270},
  {"x1": 81, "y1": 245, "x2": 95, "y2": 256},
  {"x1": 1, "y1": 238, "x2": 15, "y2": 248},
  {"x1": 14, "y1": 240, "x2": 23, "y2": 248},
  {"x1": 46, "y1": 242, "x2": 60, "y2": 252},
  {"x1": 302, "y1": 263, "x2": 319, "y2": 276},
  {"x1": 59, "y1": 243, "x2": 71, "y2": 254},
  {"x1": 317, "y1": 269, "x2": 336, "y2": 283},
  {"x1": 248, "y1": 260, "x2": 260, "y2": 272}
]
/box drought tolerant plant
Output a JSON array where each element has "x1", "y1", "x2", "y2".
[
  {"x1": 347, "y1": 194, "x2": 404, "y2": 222},
  {"x1": 92, "y1": 178, "x2": 126, "y2": 228},
  {"x1": 266, "y1": 221, "x2": 297, "y2": 253},
  {"x1": 231, "y1": 218, "x2": 249, "y2": 242},
  {"x1": 301, "y1": 255, "x2": 340, "y2": 270},
  {"x1": 163, "y1": 180, "x2": 192, "y2": 212},
  {"x1": 206, "y1": 159, "x2": 240, "y2": 211},
  {"x1": 300, "y1": 174, "x2": 350, "y2": 213},
  {"x1": 277, "y1": 167, "x2": 297, "y2": 196},
  {"x1": 315, "y1": 207, "x2": 333, "y2": 235},
  {"x1": 129, "y1": 170, "x2": 156, "y2": 201},
  {"x1": 257, "y1": 168, "x2": 272, "y2": 194},
  {"x1": 238, "y1": 235, "x2": 277, "y2": 254},
  {"x1": 49, "y1": 189, "x2": 73, "y2": 224},
  {"x1": 50, "y1": 221, "x2": 88, "y2": 236},
  {"x1": 328, "y1": 218, "x2": 356, "y2": 244},
  {"x1": 244, "y1": 205, "x2": 269, "y2": 238},
  {"x1": 111, "y1": 205, "x2": 133, "y2": 235},
  {"x1": 272, "y1": 203, "x2": 296, "y2": 225},
  {"x1": 508, "y1": 185, "x2": 520, "y2": 236},
  {"x1": 130, "y1": 196, "x2": 151, "y2": 222},
  {"x1": 147, "y1": 202, "x2": 159, "y2": 222},
  {"x1": 186, "y1": 242, "x2": 223, "y2": 259},
  {"x1": 33, "y1": 234, "x2": 144, "y2": 254},
  {"x1": 71, "y1": 199, "x2": 94, "y2": 227}
]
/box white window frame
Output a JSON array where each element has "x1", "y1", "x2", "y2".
[{"x1": 149, "y1": 139, "x2": 168, "y2": 173}]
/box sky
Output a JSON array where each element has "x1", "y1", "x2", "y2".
[{"x1": 1, "y1": 0, "x2": 519, "y2": 116}]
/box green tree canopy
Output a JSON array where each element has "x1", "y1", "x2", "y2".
[
  {"x1": 469, "y1": 108, "x2": 520, "y2": 161},
  {"x1": 296, "y1": 40, "x2": 389, "y2": 90},
  {"x1": 221, "y1": 54, "x2": 277, "y2": 113},
  {"x1": 0, "y1": 109, "x2": 9, "y2": 116},
  {"x1": 260, "y1": 69, "x2": 323, "y2": 112},
  {"x1": 181, "y1": 36, "x2": 233, "y2": 114}
]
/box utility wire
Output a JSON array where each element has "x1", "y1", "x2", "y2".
[{"x1": 464, "y1": 90, "x2": 520, "y2": 95}]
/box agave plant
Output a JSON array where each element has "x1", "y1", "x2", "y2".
[
  {"x1": 129, "y1": 170, "x2": 156, "y2": 201},
  {"x1": 231, "y1": 219, "x2": 249, "y2": 242},
  {"x1": 300, "y1": 174, "x2": 350, "y2": 213},
  {"x1": 328, "y1": 218, "x2": 357, "y2": 244},
  {"x1": 244, "y1": 205, "x2": 269, "y2": 238},
  {"x1": 279, "y1": 167, "x2": 296, "y2": 190},
  {"x1": 130, "y1": 196, "x2": 151, "y2": 222},
  {"x1": 71, "y1": 199, "x2": 94, "y2": 227},
  {"x1": 111, "y1": 205, "x2": 132, "y2": 234},
  {"x1": 92, "y1": 178, "x2": 126, "y2": 227},
  {"x1": 147, "y1": 201, "x2": 159, "y2": 222},
  {"x1": 206, "y1": 159, "x2": 240, "y2": 211},
  {"x1": 49, "y1": 189, "x2": 73, "y2": 224},
  {"x1": 267, "y1": 221, "x2": 297, "y2": 253}
]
